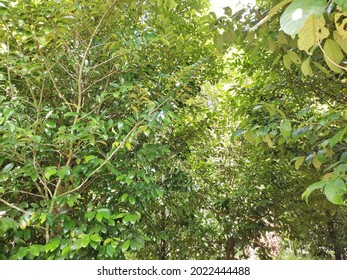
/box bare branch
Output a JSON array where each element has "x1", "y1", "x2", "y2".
[{"x1": 0, "y1": 197, "x2": 28, "y2": 214}]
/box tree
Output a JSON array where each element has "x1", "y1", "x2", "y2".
[{"x1": 0, "y1": 0, "x2": 220, "y2": 259}]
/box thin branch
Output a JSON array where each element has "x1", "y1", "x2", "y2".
[
  {"x1": 77, "y1": 0, "x2": 119, "y2": 114},
  {"x1": 38, "y1": 48, "x2": 73, "y2": 111},
  {"x1": 38, "y1": 78, "x2": 46, "y2": 110},
  {"x1": 90, "y1": 50, "x2": 130, "y2": 70},
  {"x1": 4, "y1": 190, "x2": 45, "y2": 198},
  {"x1": 0, "y1": 198, "x2": 28, "y2": 214},
  {"x1": 82, "y1": 69, "x2": 119, "y2": 94},
  {"x1": 57, "y1": 62, "x2": 78, "y2": 82},
  {"x1": 59, "y1": 97, "x2": 171, "y2": 196}
]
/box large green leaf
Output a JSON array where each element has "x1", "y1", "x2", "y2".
[
  {"x1": 280, "y1": 0, "x2": 326, "y2": 36},
  {"x1": 324, "y1": 179, "x2": 347, "y2": 205},
  {"x1": 334, "y1": 0, "x2": 347, "y2": 12},
  {"x1": 302, "y1": 180, "x2": 325, "y2": 203}
]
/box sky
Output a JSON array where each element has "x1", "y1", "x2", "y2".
[{"x1": 210, "y1": 0, "x2": 256, "y2": 16}]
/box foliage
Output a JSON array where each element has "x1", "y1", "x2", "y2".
[
  {"x1": 0, "y1": 0, "x2": 346, "y2": 260},
  {"x1": 0, "y1": 0, "x2": 220, "y2": 259}
]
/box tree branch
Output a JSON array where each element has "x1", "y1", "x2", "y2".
[{"x1": 0, "y1": 197, "x2": 28, "y2": 214}]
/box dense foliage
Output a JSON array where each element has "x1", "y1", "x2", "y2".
[{"x1": 0, "y1": 0, "x2": 346, "y2": 260}]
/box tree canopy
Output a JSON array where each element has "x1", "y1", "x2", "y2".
[{"x1": 0, "y1": 0, "x2": 346, "y2": 260}]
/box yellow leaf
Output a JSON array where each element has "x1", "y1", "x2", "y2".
[
  {"x1": 112, "y1": 141, "x2": 119, "y2": 148},
  {"x1": 312, "y1": 157, "x2": 321, "y2": 169},
  {"x1": 125, "y1": 142, "x2": 132, "y2": 151},
  {"x1": 287, "y1": 50, "x2": 301, "y2": 64},
  {"x1": 326, "y1": 149, "x2": 334, "y2": 158},
  {"x1": 244, "y1": 131, "x2": 254, "y2": 144},
  {"x1": 283, "y1": 54, "x2": 292, "y2": 69},
  {"x1": 131, "y1": 105, "x2": 138, "y2": 114},
  {"x1": 263, "y1": 134, "x2": 274, "y2": 148},
  {"x1": 301, "y1": 57, "x2": 313, "y2": 77},
  {"x1": 295, "y1": 156, "x2": 306, "y2": 170},
  {"x1": 298, "y1": 16, "x2": 329, "y2": 54},
  {"x1": 335, "y1": 12, "x2": 347, "y2": 40},
  {"x1": 333, "y1": 31, "x2": 347, "y2": 54},
  {"x1": 323, "y1": 173, "x2": 333, "y2": 181},
  {"x1": 323, "y1": 39, "x2": 344, "y2": 73}
]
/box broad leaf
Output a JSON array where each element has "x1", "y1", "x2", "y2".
[
  {"x1": 297, "y1": 16, "x2": 329, "y2": 53},
  {"x1": 280, "y1": 0, "x2": 326, "y2": 36},
  {"x1": 323, "y1": 39, "x2": 344, "y2": 73}
]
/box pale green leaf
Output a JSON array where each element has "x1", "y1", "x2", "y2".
[
  {"x1": 333, "y1": 31, "x2": 347, "y2": 54},
  {"x1": 44, "y1": 166, "x2": 57, "y2": 180},
  {"x1": 302, "y1": 180, "x2": 325, "y2": 203},
  {"x1": 295, "y1": 156, "x2": 306, "y2": 170},
  {"x1": 283, "y1": 54, "x2": 292, "y2": 69},
  {"x1": 280, "y1": 0, "x2": 326, "y2": 36},
  {"x1": 323, "y1": 39, "x2": 344, "y2": 73},
  {"x1": 324, "y1": 179, "x2": 347, "y2": 205},
  {"x1": 287, "y1": 50, "x2": 301, "y2": 64},
  {"x1": 280, "y1": 119, "x2": 292, "y2": 138},
  {"x1": 297, "y1": 16, "x2": 329, "y2": 53},
  {"x1": 122, "y1": 240, "x2": 131, "y2": 252},
  {"x1": 301, "y1": 57, "x2": 313, "y2": 76},
  {"x1": 334, "y1": 0, "x2": 347, "y2": 12}
]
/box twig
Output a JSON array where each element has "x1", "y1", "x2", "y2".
[
  {"x1": 76, "y1": 0, "x2": 119, "y2": 114},
  {"x1": 0, "y1": 198, "x2": 28, "y2": 214},
  {"x1": 4, "y1": 190, "x2": 45, "y2": 198},
  {"x1": 59, "y1": 97, "x2": 171, "y2": 196}
]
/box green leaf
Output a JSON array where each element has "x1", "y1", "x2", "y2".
[
  {"x1": 96, "y1": 208, "x2": 111, "y2": 221},
  {"x1": 56, "y1": 166, "x2": 71, "y2": 179},
  {"x1": 84, "y1": 155, "x2": 95, "y2": 163},
  {"x1": 128, "y1": 195, "x2": 136, "y2": 205},
  {"x1": 106, "y1": 244, "x2": 114, "y2": 257},
  {"x1": 334, "y1": 0, "x2": 347, "y2": 11},
  {"x1": 122, "y1": 240, "x2": 131, "y2": 252},
  {"x1": 16, "y1": 247, "x2": 28, "y2": 259},
  {"x1": 90, "y1": 234, "x2": 102, "y2": 243},
  {"x1": 50, "y1": 238, "x2": 60, "y2": 251},
  {"x1": 130, "y1": 239, "x2": 140, "y2": 250},
  {"x1": 263, "y1": 134, "x2": 274, "y2": 147},
  {"x1": 323, "y1": 39, "x2": 344, "y2": 73},
  {"x1": 124, "y1": 213, "x2": 139, "y2": 224},
  {"x1": 84, "y1": 211, "x2": 96, "y2": 222},
  {"x1": 280, "y1": 0, "x2": 326, "y2": 36},
  {"x1": 29, "y1": 245, "x2": 43, "y2": 257},
  {"x1": 312, "y1": 61, "x2": 330, "y2": 75},
  {"x1": 3, "y1": 163, "x2": 14, "y2": 173},
  {"x1": 120, "y1": 193, "x2": 128, "y2": 202},
  {"x1": 324, "y1": 179, "x2": 347, "y2": 205},
  {"x1": 330, "y1": 128, "x2": 347, "y2": 148},
  {"x1": 45, "y1": 238, "x2": 60, "y2": 252},
  {"x1": 302, "y1": 180, "x2": 326, "y2": 203},
  {"x1": 45, "y1": 121, "x2": 56, "y2": 128},
  {"x1": 80, "y1": 235, "x2": 90, "y2": 248},
  {"x1": 44, "y1": 166, "x2": 57, "y2": 180},
  {"x1": 280, "y1": 119, "x2": 292, "y2": 138},
  {"x1": 62, "y1": 246, "x2": 70, "y2": 256}
]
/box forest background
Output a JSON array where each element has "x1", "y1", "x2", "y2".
[{"x1": 0, "y1": 0, "x2": 346, "y2": 260}]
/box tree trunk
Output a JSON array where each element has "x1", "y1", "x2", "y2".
[{"x1": 225, "y1": 235, "x2": 236, "y2": 260}]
